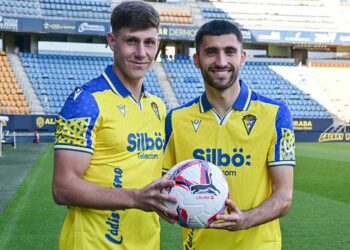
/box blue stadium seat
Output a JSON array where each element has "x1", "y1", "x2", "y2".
[{"x1": 20, "y1": 53, "x2": 168, "y2": 115}]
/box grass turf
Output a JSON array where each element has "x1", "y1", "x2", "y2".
[
  {"x1": 0, "y1": 143, "x2": 47, "y2": 213},
  {"x1": 0, "y1": 143, "x2": 349, "y2": 249},
  {"x1": 0, "y1": 144, "x2": 66, "y2": 249},
  {"x1": 281, "y1": 143, "x2": 350, "y2": 249}
]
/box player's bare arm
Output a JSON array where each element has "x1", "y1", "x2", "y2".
[
  {"x1": 210, "y1": 166, "x2": 293, "y2": 231},
  {"x1": 53, "y1": 150, "x2": 177, "y2": 222}
]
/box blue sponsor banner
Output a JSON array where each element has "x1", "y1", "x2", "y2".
[
  {"x1": 294, "y1": 119, "x2": 350, "y2": 142},
  {"x1": 0, "y1": 15, "x2": 42, "y2": 32},
  {"x1": 159, "y1": 25, "x2": 252, "y2": 41},
  {"x1": 293, "y1": 118, "x2": 333, "y2": 132},
  {"x1": 1, "y1": 115, "x2": 57, "y2": 132},
  {"x1": 250, "y1": 29, "x2": 350, "y2": 45},
  {"x1": 43, "y1": 20, "x2": 109, "y2": 35},
  {"x1": 1, "y1": 115, "x2": 348, "y2": 142},
  {"x1": 0, "y1": 14, "x2": 109, "y2": 36},
  {"x1": 296, "y1": 130, "x2": 350, "y2": 142},
  {"x1": 2, "y1": 15, "x2": 350, "y2": 44}
]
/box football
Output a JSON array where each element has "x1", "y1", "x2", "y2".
[{"x1": 162, "y1": 159, "x2": 229, "y2": 228}]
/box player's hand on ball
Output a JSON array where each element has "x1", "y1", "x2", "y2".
[
  {"x1": 209, "y1": 199, "x2": 247, "y2": 231},
  {"x1": 135, "y1": 178, "x2": 178, "y2": 223}
]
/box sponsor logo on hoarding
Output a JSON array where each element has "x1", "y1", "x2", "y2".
[
  {"x1": 318, "y1": 133, "x2": 350, "y2": 142},
  {"x1": 78, "y1": 22, "x2": 106, "y2": 33},
  {"x1": 293, "y1": 120, "x2": 313, "y2": 130},
  {"x1": 43, "y1": 22, "x2": 75, "y2": 31},
  {"x1": 160, "y1": 26, "x2": 197, "y2": 39},
  {"x1": 241, "y1": 29, "x2": 252, "y2": 40},
  {"x1": 285, "y1": 32, "x2": 310, "y2": 42},
  {"x1": 258, "y1": 31, "x2": 281, "y2": 41},
  {"x1": 313, "y1": 32, "x2": 336, "y2": 43},
  {"x1": 36, "y1": 116, "x2": 56, "y2": 128},
  {"x1": 0, "y1": 16, "x2": 18, "y2": 31},
  {"x1": 339, "y1": 34, "x2": 350, "y2": 42}
]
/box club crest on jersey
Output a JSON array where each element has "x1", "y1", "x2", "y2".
[
  {"x1": 192, "y1": 119, "x2": 201, "y2": 132},
  {"x1": 151, "y1": 102, "x2": 161, "y2": 121},
  {"x1": 242, "y1": 114, "x2": 256, "y2": 135},
  {"x1": 117, "y1": 104, "x2": 126, "y2": 117}
]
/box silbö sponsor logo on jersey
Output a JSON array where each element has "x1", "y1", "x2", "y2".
[
  {"x1": 105, "y1": 168, "x2": 124, "y2": 245},
  {"x1": 127, "y1": 132, "x2": 164, "y2": 159},
  {"x1": 193, "y1": 148, "x2": 251, "y2": 176}
]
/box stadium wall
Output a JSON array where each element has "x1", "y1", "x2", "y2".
[
  {"x1": 2, "y1": 115, "x2": 349, "y2": 143},
  {"x1": 1, "y1": 115, "x2": 56, "y2": 132}
]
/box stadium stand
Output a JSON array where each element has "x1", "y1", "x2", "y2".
[
  {"x1": 197, "y1": 0, "x2": 349, "y2": 32},
  {"x1": 159, "y1": 10, "x2": 193, "y2": 24},
  {"x1": 200, "y1": 7, "x2": 232, "y2": 23},
  {"x1": 40, "y1": 0, "x2": 111, "y2": 20},
  {"x1": 308, "y1": 65, "x2": 350, "y2": 122},
  {"x1": 162, "y1": 54, "x2": 204, "y2": 104},
  {"x1": 0, "y1": 0, "x2": 111, "y2": 20},
  {"x1": 19, "y1": 53, "x2": 167, "y2": 114},
  {"x1": 0, "y1": 0, "x2": 349, "y2": 142},
  {"x1": 270, "y1": 62, "x2": 349, "y2": 121},
  {"x1": 0, "y1": 52, "x2": 30, "y2": 115},
  {"x1": 162, "y1": 55, "x2": 331, "y2": 119},
  {"x1": 0, "y1": 0, "x2": 41, "y2": 17}
]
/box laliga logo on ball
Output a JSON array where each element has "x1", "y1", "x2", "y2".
[{"x1": 162, "y1": 159, "x2": 229, "y2": 229}]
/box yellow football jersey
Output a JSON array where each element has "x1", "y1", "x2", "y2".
[
  {"x1": 164, "y1": 80, "x2": 295, "y2": 250},
  {"x1": 55, "y1": 65, "x2": 166, "y2": 250}
]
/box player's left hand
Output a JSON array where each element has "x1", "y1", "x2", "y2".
[{"x1": 209, "y1": 199, "x2": 247, "y2": 231}]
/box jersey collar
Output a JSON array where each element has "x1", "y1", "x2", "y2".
[
  {"x1": 102, "y1": 65, "x2": 149, "y2": 98},
  {"x1": 199, "y1": 79, "x2": 252, "y2": 113}
]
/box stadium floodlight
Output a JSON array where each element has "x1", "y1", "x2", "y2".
[{"x1": 0, "y1": 116, "x2": 9, "y2": 157}]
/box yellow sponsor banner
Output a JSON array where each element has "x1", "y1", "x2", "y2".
[
  {"x1": 318, "y1": 133, "x2": 345, "y2": 142},
  {"x1": 346, "y1": 133, "x2": 350, "y2": 141}
]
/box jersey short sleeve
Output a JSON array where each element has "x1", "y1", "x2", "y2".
[
  {"x1": 268, "y1": 102, "x2": 296, "y2": 167},
  {"x1": 55, "y1": 87, "x2": 100, "y2": 154}
]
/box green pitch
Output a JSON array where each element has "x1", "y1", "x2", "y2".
[{"x1": 0, "y1": 143, "x2": 349, "y2": 249}]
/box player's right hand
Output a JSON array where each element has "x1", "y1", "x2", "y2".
[{"x1": 134, "y1": 179, "x2": 178, "y2": 223}]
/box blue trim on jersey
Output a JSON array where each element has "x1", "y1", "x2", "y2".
[
  {"x1": 59, "y1": 89, "x2": 100, "y2": 150},
  {"x1": 84, "y1": 76, "x2": 111, "y2": 93},
  {"x1": 104, "y1": 65, "x2": 148, "y2": 97},
  {"x1": 200, "y1": 93, "x2": 211, "y2": 112},
  {"x1": 164, "y1": 110, "x2": 173, "y2": 150},
  {"x1": 104, "y1": 65, "x2": 130, "y2": 97},
  {"x1": 173, "y1": 96, "x2": 201, "y2": 113},
  {"x1": 200, "y1": 80, "x2": 252, "y2": 112},
  {"x1": 233, "y1": 80, "x2": 251, "y2": 111},
  {"x1": 164, "y1": 97, "x2": 200, "y2": 150},
  {"x1": 249, "y1": 90, "x2": 295, "y2": 163}
]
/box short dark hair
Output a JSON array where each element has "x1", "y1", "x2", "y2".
[
  {"x1": 195, "y1": 20, "x2": 243, "y2": 53},
  {"x1": 110, "y1": 1, "x2": 160, "y2": 34}
]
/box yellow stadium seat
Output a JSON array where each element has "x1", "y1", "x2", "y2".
[
  {"x1": 23, "y1": 106, "x2": 30, "y2": 114},
  {"x1": 22, "y1": 100, "x2": 28, "y2": 107}
]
